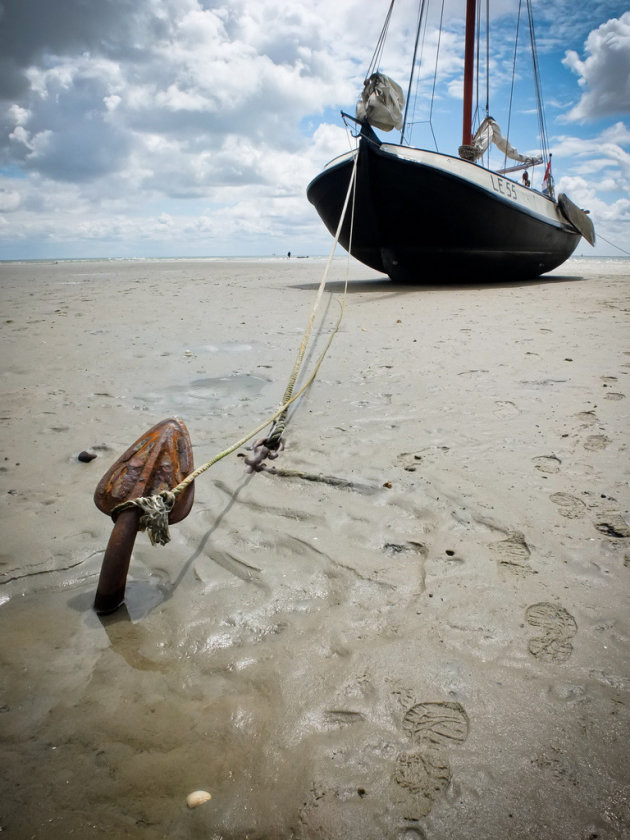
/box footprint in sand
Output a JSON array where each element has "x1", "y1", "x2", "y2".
[
  {"x1": 396, "y1": 449, "x2": 448, "y2": 472},
  {"x1": 525, "y1": 602, "x2": 577, "y2": 663},
  {"x1": 574, "y1": 410, "x2": 598, "y2": 427},
  {"x1": 600, "y1": 377, "x2": 625, "y2": 400},
  {"x1": 391, "y1": 701, "x2": 469, "y2": 818},
  {"x1": 532, "y1": 455, "x2": 561, "y2": 474},
  {"x1": 392, "y1": 749, "x2": 452, "y2": 814},
  {"x1": 584, "y1": 434, "x2": 611, "y2": 451},
  {"x1": 593, "y1": 515, "x2": 630, "y2": 539},
  {"x1": 493, "y1": 400, "x2": 520, "y2": 418},
  {"x1": 383, "y1": 541, "x2": 427, "y2": 558},
  {"x1": 396, "y1": 452, "x2": 424, "y2": 472},
  {"x1": 401, "y1": 702, "x2": 470, "y2": 746},
  {"x1": 488, "y1": 532, "x2": 533, "y2": 575},
  {"x1": 549, "y1": 492, "x2": 586, "y2": 519}
]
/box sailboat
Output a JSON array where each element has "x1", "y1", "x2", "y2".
[{"x1": 307, "y1": 0, "x2": 595, "y2": 282}]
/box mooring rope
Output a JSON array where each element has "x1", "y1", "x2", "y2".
[
  {"x1": 246, "y1": 152, "x2": 360, "y2": 466},
  {"x1": 112, "y1": 150, "x2": 360, "y2": 546}
]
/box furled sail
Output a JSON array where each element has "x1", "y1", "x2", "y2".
[
  {"x1": 470, "y1": 116, "x2": 541, "y2": 165},
  {"x1": 356, "y1": 73, "x2": 405, "y2": 132}
]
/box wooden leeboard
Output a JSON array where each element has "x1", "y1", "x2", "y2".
[{"x1": 558, "y1": 193, "x2": 596, "y2": 246}]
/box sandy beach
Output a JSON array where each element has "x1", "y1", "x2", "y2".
[{"x1": 1, "y1": 256, "x2": 629, "y2": 839}]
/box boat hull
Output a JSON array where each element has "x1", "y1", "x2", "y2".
[{"x1": 307, "y1": 136, "x2": 581, "y2": 281}]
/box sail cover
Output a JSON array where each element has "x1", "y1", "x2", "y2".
[
  {"x1": 356, "y1": 73, "x2": 405, "y2": 132},
  {"x1": 470, "y1": 117, "x2": 540, "y2": 165}
]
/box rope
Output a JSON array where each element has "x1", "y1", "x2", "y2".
[
  {"x1": 526, "y1": 0, "x2": 550, "y2": 164},
  {"x1": 246, "y1": 150, "x2": 359, "y2": 462},
  {"x1": 135, "y1": 492, "x2": 176, "y2": 546},
  {"x1": 428, "y1": 0, "x2": 446, "y2": 151},
  {"x1": 504, "y1": 0, "x2": 523, "y2": 171},
  {"x1": 112, "y1": 151, "x2": 360, "y2": 546},
  {"x1": 594, "y1": 234, "x2": 630, "y2": 257},
  {"x1": 458, "y1": 145, "x2": 476, "y2": 162},
  {"x1": 366, "y1": 0, "x2": 396, "y2": 80},
  {"x1": 400, "y1": 0, "x2": 426, "y2": 144}
]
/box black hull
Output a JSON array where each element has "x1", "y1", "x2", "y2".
[{"x1": 307, "y1": 135, "x2": 580, "y2": 281}]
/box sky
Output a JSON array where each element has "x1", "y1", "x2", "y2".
[{"x1": 0, "y1": 0, "x2": 628, "y2": 261}]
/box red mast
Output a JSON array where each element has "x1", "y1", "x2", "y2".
[{"x1": 462, "y1": 0, "x2": 476, "y2": 147}]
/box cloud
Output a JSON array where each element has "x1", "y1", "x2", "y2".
[
  {"x1": 529, "y1": 0, "x2": 629, "y2": 51},
  {"x1": 0, "y1": 112, "x2": 350, "y2": 256},
  {"x1": 0, "y1": 0, "x2": 629, "y2": 258},
  {"x1": 563, "y1": 12, "x2": 630, "y2": 121},
  {"x1": 551, "y1": 122, "x2": 630, "y2": 252},
  {"x1": 0, "y1": 187, "x2": 20, "y2": 211},
  {"x1": 0, "y1": 0, "x2": 377, "y2": 190},
  {"x1": 556, "y1": 173, "x2": 630, "y2": 228},
  {"x1": 552, "y1": 121, "x2": 630, "y2": 179},
  {"x1": 0, "y1": 0, "x2": 174, "y2": 98},
  {"x1": 0, "y1": 0, "x2": 470, "y2": 197}
]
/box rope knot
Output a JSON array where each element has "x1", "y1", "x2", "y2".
[
  {"x1": 133, "y1": 491, "x2": 176, "y2": 546},
  {"x1": 458, "y1": 144, "x2": 477, "y2": 162},
  {"x1": 244, "y1": 436, "x2": 284, "y2": 473}
]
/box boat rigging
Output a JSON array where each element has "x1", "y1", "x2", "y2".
[{"x1": 307, "y1": 0, "x2": 595, "y2": 281}]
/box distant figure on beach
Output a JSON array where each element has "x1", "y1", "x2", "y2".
[
  {"x1": 522, "y1": 171, "x2": 530, "y2": 188},
  {"x1": 287, "y1": 251, "x2": 291, "y2": 258}
]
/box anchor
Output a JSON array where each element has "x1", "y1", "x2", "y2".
[{"x1": 93, "y1": 417, "x2": 195, "y2": 615}]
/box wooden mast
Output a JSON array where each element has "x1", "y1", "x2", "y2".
[{"x1": 462, "y1": 0, "x2": 476, "y2": 146}]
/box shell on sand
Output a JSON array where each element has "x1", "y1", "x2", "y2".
[{"x1": 186, "y1": 790, "x2": 212, "y2": 809}]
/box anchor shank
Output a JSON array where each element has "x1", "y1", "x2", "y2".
[{"x1": 94, "y1": 508, "x2": 141, "y2": 615}]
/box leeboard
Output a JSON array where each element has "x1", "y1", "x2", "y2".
[{"x1": 558, "y1": 193, "x2": 596, "y2": 246}]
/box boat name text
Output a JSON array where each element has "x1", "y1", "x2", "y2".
[{"x1": 490, "y1": 174, "x2": 518, "y2": 201}]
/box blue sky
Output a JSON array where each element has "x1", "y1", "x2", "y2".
[{"x1": 0, "y1": 0, "x2": 628, "y2": 260}]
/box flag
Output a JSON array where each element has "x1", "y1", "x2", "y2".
[{"x1": 542, "y1": 156, "x2": 553, "y2": 196}]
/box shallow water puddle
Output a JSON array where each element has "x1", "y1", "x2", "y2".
[{"x1": 137, "y1": 372, "x2": 271, "y2": 411}]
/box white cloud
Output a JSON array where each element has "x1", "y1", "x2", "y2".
[
  {"x1": 600, "y1": 121, "x2": 630, "y2": 144},
  {"x1": 8, "y1": 104, "x2": 29, "y2": 125},
  {"x1": 0, "y1": 0, "x2": 629, "y2": 258},
  {"x1": 551, "y1": 121, "x2": 630, "y2": 252},
  {"x1": 9, "y1": 124, "x2": 33, "y2": 149},
  {"x1": 309, "y1": 123, "x2": 353, "y2": 168},
  {"x1": 552, "y1": 122, "x2": 630, "y2": 180},
  {"x1": 563, "y1": 12, "x2": 630, "y2": 121},
  {"x1": 0, "y1": 189, "x2": 20, "y2": 211},
  {"x1": 556, "y1": 173, "x2": 630, "y2": 222}
]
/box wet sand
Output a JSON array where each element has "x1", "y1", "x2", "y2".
[{"x1": 1, "y1": 257, "x2": 629, "y2": 839}]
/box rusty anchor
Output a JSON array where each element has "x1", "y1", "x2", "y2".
[{"x1": 93, "y1": 417, "x2": 194, "y2": 615}]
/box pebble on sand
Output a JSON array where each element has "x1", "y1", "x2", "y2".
[
  {"x1": 78, "y1": 450, "x2": 97, "y2": 463},
  {"x1": 186, "y1": 790, "x2": 212, "y2": 809}
]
